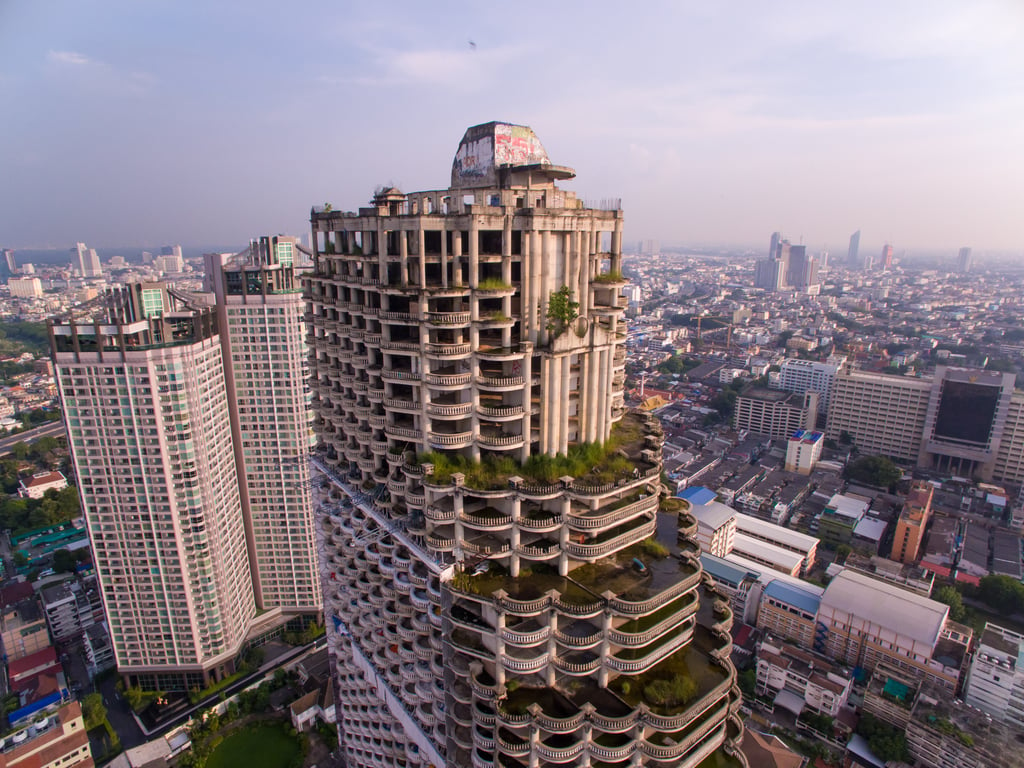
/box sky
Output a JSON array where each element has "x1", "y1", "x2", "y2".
[{"x1": 1, "y1": 1, "x2": 1022, "y2": 255}]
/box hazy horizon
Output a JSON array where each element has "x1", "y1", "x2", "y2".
[{"x1": 2, "y1": 2, "x2": 1021, "y2": 253}]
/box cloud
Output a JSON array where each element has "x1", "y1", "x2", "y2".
[{"x1": 48, "y1": 50, "x2": 93, "y2": 66}]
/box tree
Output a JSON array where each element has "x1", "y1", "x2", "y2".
[
  {"x1": 835, "y1": 544, "x2": 852, "y2": 564},
  {"x1": 857, "y1": 713, "x2": 909, "y2": 763},
  {"x1": 933, "y1": 585, "x2": 967, "y2": 622},
  {"x1": 978, "y1": 574, "x2": 1024, "y2": 614},
  {"x1": 845, "y1": 455, "x2": 901, "y2": 488},
  {"x1": 545, "y1": 287, "x2": 579, "y2": 338},
  {"x1": 82, "y1": 692, "x2": 106, "y2": 730},
  {"x1": 52, "y1": 548, "x2": 78, "y2": 573}
]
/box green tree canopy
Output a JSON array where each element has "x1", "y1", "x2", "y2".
[
  {"x1": 933, "y1": 585, "x2": 967, "y2": 622},
  {"x1": 82, "y1": 692, "x2": 106, "y2": 730},
  {"x1": 977, "y1": 574, "x2": 1024, "y2": 614},
  {"x1": 845, "y1": 455, "x2": 901, "y2": 488}
]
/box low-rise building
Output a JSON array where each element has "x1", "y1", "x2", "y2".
[
  {"x1": 733, "y1": 514, "x2": 818, "y2": 574},
  {"x1": 18, "y1": 472, "x2": 68, "y2": 500},
  {"x1": 784, "y1": 430, "x2": 823, "y2": 475},
  {"x1": 892, "y1": 480, "x2": 935, "y2": 563},
  {"x1": 1, "y1": 597, "x2": 49, "y2": 661},
  {"x1": 815, "y1": 569, "x2": 969, "y2": 693},
  {"x1": 817, "y1": 493, "x2": 870, "y2": 548},
  {"x1": 755, "y1": 639, "x2": 853, "y2": 717},
  {"x1": 757, "y1": 580, "x2": 822, "y2": 649},
  {"x1": 964, "y1": 622, "x2": 1024, "y2": 728},
  {"x1": 0, "y1": 700, "x2": 93, "y2": 768},
  {"x1": 686, "y1": 498, "x2": 737, "y2": 558}
]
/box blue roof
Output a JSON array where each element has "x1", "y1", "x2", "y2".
[
  {"x1": 700, "y1": 553, "x2": 759, "y2": 587},
  {"x1": 763, "y1": 579, "x2": 822, "y2": 615},
  {"x1": 678, "y1": 486, "x2": 717, "y2": 505}
]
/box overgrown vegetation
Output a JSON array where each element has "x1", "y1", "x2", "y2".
[
  {"x1": 857, "y1": 712, "x2": 909, "y2": 762},
  {"x1": 592, "y1": 270, "x2": 624, "y2": 284},
  {"x1": 0, "y1": 321, "x2": 51, "y2": 357},
  {"x1": 419, "y1": 413, "x2": 648, "y2": 488},
  {"x1": 545, "y1": 286, "x2": 579, "y2": 338},
  {"x1": 478, "y1": 278, "x2": 512, "y2": 291},
  {"x1": 845, "y1": 454, "x2": 901, "y2": 489},
  {"x1": 3, "y1": 487, "x2": 80, "y2": 536}
]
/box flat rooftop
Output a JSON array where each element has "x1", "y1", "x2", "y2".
[{"x1": 821, "y1": 569, "x2": 948, "y2": 647}]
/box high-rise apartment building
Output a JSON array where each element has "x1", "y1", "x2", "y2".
[
  {"x1": 71, "y1": 242, "x2": 102, "y2": 278},
  {"x1": 847, "y1": 230, "x2": 860, "y2": 267},
  {"x1": 957, "y1": 246, "x2": 974, "y2": 274},
  {"x1": 52, "y1": 243, "x2": 320, "y2": 691},
  {"x1": 203, "y1": 237, "x2": 321, "y2": 614},
  {"x1": 733, "y1": 388, "x2": 817, "y2": 440},
  {"x1": 1, "y1": 248, "x2": 16, "y2": 279},
  {"x1": 307, "y1": 122, "x2": 745, "y2": 768}
]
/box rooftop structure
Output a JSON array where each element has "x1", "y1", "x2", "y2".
[{"x1": 964, "y1": 622, "x2": 1024, "y2": 729}]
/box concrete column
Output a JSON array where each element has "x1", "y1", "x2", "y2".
[
  {"x1": 468, "y1": 218, "x2": 479, "y2": 289},
  {"x1": 417, "y1": 229, "x2": 427, "y2": 288},
  {"x1": 521, "y1": 229, "x2": 532, "y2": 341},
  {"x1": 586, "y1": 350, "x2": 600, "y2": 444},
  {"x1": 440, "y1": 224, "x2": 448, "y2": 288},
  {"x1": 596, "y1": 348, "x2": 608, "y2": 441},
  {"x1": 540, "y1": 231, "x2": 552, "y2": 345},
  {"x1": 452, "y1": 230, "x2": 463, "y2": 287},
  {"x1": 399, "y1": 229, "x2": 409, "y2": 286},
  {"x1": 520, "y1": 350, "x2": 533, "y2": 464},
  {"x1": 538, "y1": 357, "x2": 550, "y2": 454},
  {"x1": 560, "y1": 355, "x2": 571, "y2": 454},
  {"x1": 558, "y1": 496, "x2": 571, "y2": 576}
]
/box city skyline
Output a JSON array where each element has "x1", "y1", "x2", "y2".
[{"x1": 2, "y1": 2, "x2": 1022, "y2": 252}]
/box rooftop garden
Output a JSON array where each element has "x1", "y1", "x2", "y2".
[
  {"x1": 417, "y1": 412, "x2": 651, "y2": 489},
  {"x1": 608, "y1": 630, "x2": 729, "y2": 715},
  {"x1": 451, "y1": 562, "x2": 600, "y2": 605}
]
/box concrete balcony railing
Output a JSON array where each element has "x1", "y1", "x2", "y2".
[
  {"x1": 424, "y1": 372, "x2": 472, "y2": 387},
  {"x1": 567, "y1": 494, "x2": 659, "y2": 531},
  {"x1": 553, "y1": 627, "x2": 602, "y2": 648},
  {"x1": 425, "y1": 342, "x2": 472, "y2": 357},
  {"x1": 429, "y1": 431, "x2": 473, "y2": 448},
  {"x1": 477, "y1": 433, "x2": 525, "y2": 448},
  {"x1": 426, "y1": 401, "x2": 473, "y2": 417},
  {"x1": 476, "y1": 404, "x2": 525, "y2": 419},
  {"x1": 517, "y1": 514, "x2": 562, "y2": 531},
  {"x1": 608, "y1": 566, "x2": 701, "y2": 617},
  {"x1": 536, "y1": 739, "x2": 584, "y2": 762},
  {"x1": 564, "y1": 517, "x2": 657, "y2": 560},
  {"x1": 381, "y1": 368, "x2": 421, "y2": 382},
  {"x1": 501, "y1": 650, "x2": 549, "y2": 673},
  {"x1": 462, "y1": 510, "x2": 514, "y2": 528},
  {"x1": 589, "y1": 741, "x2": 636, "y2": 761},
  {"x1": 608, "y1": 600, "x2": 697, "y2": 647},
  {"x1": 552, "y1": 654, "x2": 601, "y2": 675},
  {"x1": 384, "y1": 396, "x2": 417, "y2": 410},
  {"x1": 425, "y1": 311, "x2": 471, "y2": 325},
  {"x1": 477, "y1": 375, "x2": 525, "y2": 389},
  {"x1": 425, "y1": 504, "x2": 455, "y2": 522},
  {"x1": 385, "y1": 424, "x2": 421, "y2": 440},
  {"x1": 500, "y1": 625, "x2": 551, "y2": 646}
]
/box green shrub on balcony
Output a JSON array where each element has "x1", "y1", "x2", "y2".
[
  {"x1": 478, "y1": 278, "x2": 513, "y2": 291},
  {"x1": 592, "y1": 270, "x2": 625, "y2": 284}
]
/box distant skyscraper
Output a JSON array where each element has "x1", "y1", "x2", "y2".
[
  {"x1": 756, "y1": 233, "x2": 791, "y2": 291},
  {"x1": 0, "y1": 249, "x2": 16, "y2": 279},
  {"x1": 71, "y1": 242, "x2": 102, "y2": 278},
  {"x1": 52, "y1": 250, "x2": 320, "y2": 690},
  {"x1": 881, "y1": 244, "x2": 893, "y2": 272},
  {"x1": 958, "y1": 247, "x2": 973, "y2": 274},
  {"x1": 160, "y1": 245, "x2": 185, "y2": 273},
  {"x1": 768, "y1": 231, "x2": 781, "y2": 260},
  {"x1": 847, "y1": 230, "x2": 861, "y2": 268}
]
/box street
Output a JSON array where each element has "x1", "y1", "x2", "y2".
[{"x1": 0, "y1": 421, "x2": 66, "y2": 456}]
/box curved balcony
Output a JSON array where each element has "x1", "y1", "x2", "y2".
[
  {"x1": 383, "y1": 396, "x2": 417, "y2": 411},
  {"x1": 381, "y1": 368, "x2": 421, "y2": 383},
  {"x1": 589, "y1": 739, "x2": 636, "y2": 762},
  {"x1": 500, "y1": 623, "x2": 551, "y2": 646},
  {"x1": 552, "y1": 624, "x2": 602, "y2": 649},
  {"x1": 517, "y1": 513, "x2": 561, "y2": 532},
  {"x1": 426, "y1": 534, "x2": 455, "y2": 551},
  {"x1": 476, "y1": 374, "x2": 525, "y2": 391},
  {"x1": 501, "y1": 649, "x2": 549, "y2": 673},
  {"x1": 477, "y1": 432, "x2": 525, "y2": 450},
  {"x1": 608, "y1": 564, "x2": 701, "y2": 616},
  {"x1": 608, "y1": 593, "x2": 698, "y2": 647},
  {"x1": 470, "y1": 669, "x2": 498, "y2": 700},
  {"x1": 476, "y1": 345, "x2": 527, "y2": 362},
  {"x1": 429, "y1": 431, "x2": 473, "y2": 449},
  {"x1": 564, "y1": 516, "x2": 657, "y2": 560},
  {"x1": 496, "y1": 593, "x2": 552, "y2": 615},
  {"x1": 385, "y1": 424, "x2": 422, "y2": 441},
  {"x1": 496, "y1": 732, "x2": 530, "y2": 759},
  {"x1": 462, "y1": 509, "x2": 514, "y2": 529},
  {"x1": 567, "y1": 494, "x2": 659, "y2": 532},
  {"x1": 515, "y1": 541, "x2": 560, "y2": 560},
  {"x1": 536, "y1": 737, "x2": 584, "y2": 763},
  {"x1": 607, "y1": 625, "x2": 695, "y2": 674},
  {"x1": 425, "y1": 342, "x2": 472, "y2": 359},
  {"x1": 424, "y1": 371, "x2": 472, "y2": 388},
  {"x1": 367, "y1": 386, "x2": 385, "y2": 403},
  {"x1": 379, "y1": 310, "x2": 416, "y2": 323},
  {"x1": 551, "y1": 653, "x2": 601, "y2": 676},
  {"x1": 425, "y1": 311, "x2": 471, "y2": 326},
  {"x1": 426, "y1": 401, "x2": 473, "y2": 417},
  {"x1": 476, "y1": 404, "x2": 525, "y2": 420},
  {"x1": 425, "y1": 504, "x2": 456, "y2": 522}
]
